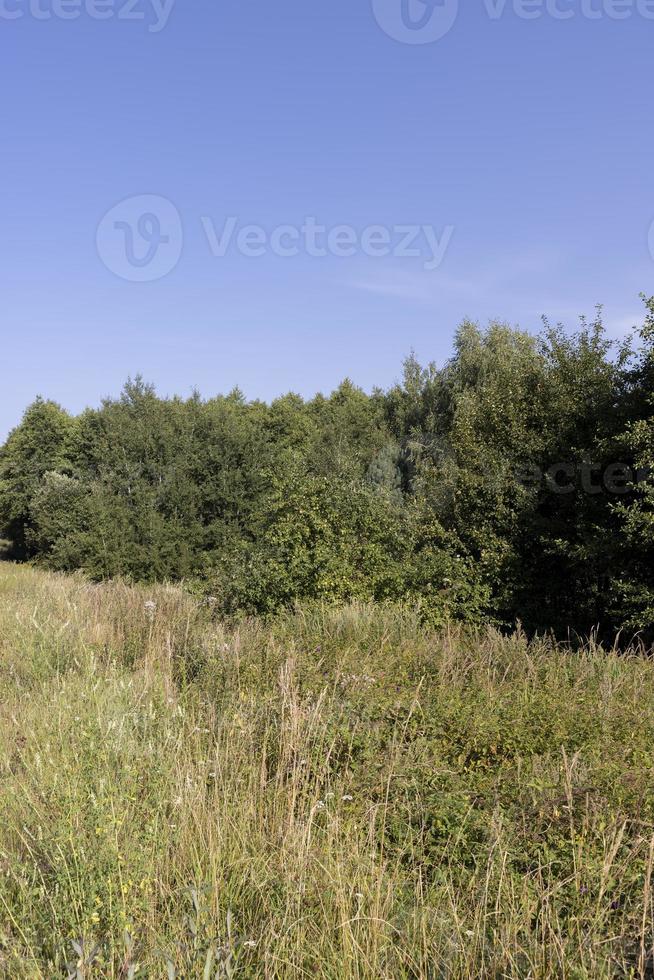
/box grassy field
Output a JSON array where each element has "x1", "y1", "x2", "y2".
[{"x1": 1, "y1": 565, "x2": 654, "y2": 977}]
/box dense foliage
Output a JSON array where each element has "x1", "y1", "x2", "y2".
[{"x1": 2, "y1": 301, "x2": 653, "y2": 640}]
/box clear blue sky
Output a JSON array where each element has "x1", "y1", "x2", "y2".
[{"x1": 2, "y1": 0, "x2": 653, "y2": 438}]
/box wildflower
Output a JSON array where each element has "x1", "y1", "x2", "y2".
[
  {"x1": 243, "y1": 940, "x2": 257, "y2": 949},
  {"x1": 342, "y1": 794, "x2": 353, "y2": 802},
  {"x1": 315, "y1": 800, "x2": 326, "y2": 810}
]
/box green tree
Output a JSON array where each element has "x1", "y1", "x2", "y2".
[
  {"x1": 611, "y1": 297, "x2": 654, "y2": 634},
  {"x1": 0, "y1": 398, "x2": 72, "y2": 558}
]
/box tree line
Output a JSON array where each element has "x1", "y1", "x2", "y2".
[{"x1": 2, "y1": 300, "x2": 653, "y2": 640}]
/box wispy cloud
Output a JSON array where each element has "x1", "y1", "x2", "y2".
[{"x1": 346, "y1": 248, "x2": 563, "y2": 308}]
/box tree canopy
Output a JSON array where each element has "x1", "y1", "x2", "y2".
[{"x1": 2, "y1": 302, "x2": 653, "y2": 641}]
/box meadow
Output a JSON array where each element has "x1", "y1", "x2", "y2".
[{"x1": 1, "y1": 563, "x2": 654, "y2": 977}]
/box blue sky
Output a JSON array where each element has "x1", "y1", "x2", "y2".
[{"x1": 2, "y1": 0, "x2": 653, "y2": 438}]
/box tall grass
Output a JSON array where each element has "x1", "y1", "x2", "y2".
[{"x1": 1, "y1": 563, "x2": 653, "y2": 977}]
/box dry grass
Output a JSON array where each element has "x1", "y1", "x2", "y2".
[{"x1": 1, "y1": 563, "x2": 654, "y2": 977}]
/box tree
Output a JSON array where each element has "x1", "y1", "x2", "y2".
[
  {"x1": 611, "y1": 297, "x2": 654, "y2": 635},
  {"x1": 0, "y1": 399, "x2": 72, "y2": 558}
]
